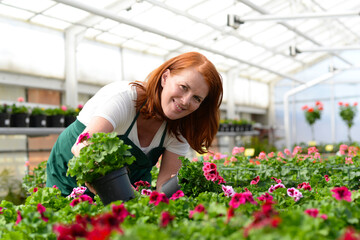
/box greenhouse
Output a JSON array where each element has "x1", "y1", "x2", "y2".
[{"x1": 1, "y1": 0, "x2": 360, "y2": 239}]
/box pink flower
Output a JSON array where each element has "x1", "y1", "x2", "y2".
[
  {"x1": 25, "y1": 160, "x2": 30, "y2": 167},
  {"x1": 345, "y1": 157, "x2": 353, "y2": 164},
  {"x1": 331, "y1": 186, "x2": 352, "y2": 202},
  {"x1": 61, "y1": 105, "x2": 67, "y2": 111},
  {"x1": 192, "y1": 157, "x2": 198, "y2": 162},
  {"x1": 304, "y1": 208, "x2": 319, "y2": 218},
  {"x1": 76, "y1": 132, "x2": 90, "y2": 145},
  {"x1": 222, "y1": 185, "x2": 235, "y2": 197},
  {"x1": 77, "y1": 104, "x2": 83, "y2": 109},
  {"x1": 15, "y1": 210, "x2": 22, "y2": 225},
  {"x1": 257, "y1": 193, "x2": 273, "y2": 202},
  {"x1": 37, "y1": 203, "x2": 48, "y2": 222},
  {"x1": 292, "y1": 146, "x2": 302, "y2": 155},
  {"x1": 229, "y1": 192, "x2": 257, "y2": 208},
  {"x1": 149, "y1": 191, "x2": 169, "y2": 206},
  {"x1": 141, "y1": 189, "x2": 152, "y2": 196},
  {"x1": 17, "y1": 97, "x2": 24, "y2": 102},
  {"x1": 250, "y1": 176, "x2": 260, "y2": 185},
  {"x1": 297, "y1": 182, "x2": 312, "y2": 191},
  {"x1": 268, "y1": 183, "x2": 285, "y2": 193},
  {"x1": 308, "y1": 146, "x2": 318, "y2": 155},
  {"x1": 324, "y1": 175, "x2": 330, "y2": 182},
  {"x1": 33, "y1": 187, "x2": 38, "y2": 193},
  {"x1": 68, "y1": 186, "x2": 87, "y2": 199},
  {"x1": 271, "y1": 177, "x2": 282, "y2": 184},
  {"x1": 70, "y1": 194, "x2": 93, "y2": 207},
  {"x1": 232, "y1": 147, "x2": 245, "y2": 155},
  {"x1": 53, "y1": 185, "x2": 59, "y2": 189},
  {"x1": 258, "y1": 152, "x2": 266, "y2": 160},
  {"x1": 160, "y1": 211, "x2": 175, "y2": 228},
  {"x1": 284, "y1": 148, "x2": 291, "y2": 155},
  {"x1": 134, "y1": 180, "x2": 151, "y2": 191},
  {"x1": 189, "y1": 204, "x2": 206, "y2": 218},
  {"x1": 287, "y1": 188, "x2": 303, "y2": 201},
  {"x1": 0, "y1": 207, "x2": 3, "y2": 214},
  {"x1": 320, "y1": 214, "x2": 328, "y2": 220},
  {"x1": 170, "y1": 190, "x2": 184, "y2": 200}
]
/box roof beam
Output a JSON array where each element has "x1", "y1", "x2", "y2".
[
  {"x1": 237, "y1": 0, "x2": 354, "y2": 67},
  {"x1": 143, "y1": 0, "x2": 304, "y2": 65},
  {"x1": 53, "y1": 0, "x2": 303, "y2": 84}
]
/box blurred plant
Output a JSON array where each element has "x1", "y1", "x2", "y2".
[
  {"x1": 0, "y1": 103, "x2": 9, "y2": 113},
  {"x1": 45, "y1": 105, "x2": 66, "y2": 116},
  {"x1": 301, "y1": 101, "x2": 323, "y2": 140},
  {"x1": 11, "y1": 104, "x2": 29, "y2": 114},
  {"x1": 30, "y1": 107, "x2": 46, "y2": 116},
  {"x1": 338, "y1": 101, "x2": 358, "y2": 143},
  {"x1": 22, "y1": 161, "x2": 47, "y2": 192}
]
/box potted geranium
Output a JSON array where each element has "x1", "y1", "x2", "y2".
[
  {"x1": 30, "y1": 107, "x2": 47, "y2": 127},
  {"x1": 10, "y1": 103, "x2": 30, "y2": 127},
  {"x1": 338, "y1": 101, "x2": 358, "y2": 143},
  {"x1": 301, "y1": 101, "x2": 323, "y2": 141},
  {"x1": 0, "y1": 103, "x2": 10, "y2": 127},
  {"x1": 45, "y1": 105, "x2": 66, "y2": 127},
  {"x1": 67, "y1": 132, "x2": 136, "y2": 205}
]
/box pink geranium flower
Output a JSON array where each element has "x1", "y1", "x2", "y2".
[
  {"x1": 189, "y1": 204, "x2": 206, "y2": 218},
  {"x1": 222, "y1": 185, "x2": 235, "y2": 197},
  {"x1": 70, "y1": 194, "x2": 94, "y2": 207},
  {"x1": 160, "y1": 211, "x2": 175, "y2": 228},
  {"x1": 149, "y1": 191, "x2": 169, "y2": 206},
  {"x1": 331, "y1": 186, "x2": 352, "y2": 202},
  {"x1": 17, "y1": 97, "x2": 24, "y2": 102},
  {"x1": 76, "y1": 132, "x2": 90, "y2": 145},
  {"x1": 250, "y1": 176, "x2": 260, "y2": 185},
  {"x1": 68, "y1": 186, "x2": 87, "y2": 199},
  {"x1": 141, "y1": 189, "x2": 152, "y2": 196},
  {"x1": 37, "y1": 203, "x2": 49, "y2": 222},
  {"x1": 257, "y1": 192, "x2": 273, "y2": 202},
  {"x1": 170, "y1": 190, "x2": 184, "y2": 200},
  {"x1": 304, "y1": 208, "x2": 319, "y2": 218},
  {"x1": 324, "y1": 175, "x2": 330, "y2": 182},
  {"x1": 15, "y1": 210, "x2": 22, "y2": 225}
]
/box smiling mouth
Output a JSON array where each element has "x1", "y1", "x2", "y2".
[{"x1": 173, "y1": 100, "x2": 183, "y2": 112}]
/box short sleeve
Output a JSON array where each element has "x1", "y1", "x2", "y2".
[{"x1": 164, "y1": 133, "x2": 190, "y2": 156}]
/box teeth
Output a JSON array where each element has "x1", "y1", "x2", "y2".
[{"x1": 174, "y1": 101, "x2": 182, "y2": 111}]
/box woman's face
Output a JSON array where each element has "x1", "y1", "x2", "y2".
[{"x1": 160, "y1": 68, "x2": 209, "y2": 120}]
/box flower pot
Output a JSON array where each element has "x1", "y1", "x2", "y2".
[
  {"x1": 0, "y1": 113, "x2": 10, "y2": 127},
  {"x1": 161, "y1": 175, "x2": 181, "y2": 198},
  {"x1": 64, "y1": 115, "x2": 77, "y2": 127},
  {"x1": 30, "y1": 115, "x2": 47, "y2": 127},
  {"x1": 91, "y1": 167, "x2": 135, "y2": 205},
  {"x1": 46, "y1": 115, "x2": 64, "y2": 127},
  {"x1": 10, "y1": 113, "x2": 29, "y2": 127}
]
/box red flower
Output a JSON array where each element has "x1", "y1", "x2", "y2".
[
  {"x1": 37, "y1": 203, "x2": 49, "y2": 222},
  {"x1": 226, "y1": 206, "x2": 235, "y2": 223},
  {"x1": 160, "y1": 211, "x2": 175, "y2": 228},
  {"x1": 15, "y1": 210, "x2": 22, "y2": 225},
  {"x1": 76, "y1": 132, "x2": 90, "y2": 145},
  {"x1": 33, "y1": 187, "x2": 38, "y2": 193},
  {"x1": 170, "y1": 190, "x2": 185, "y2": 200},
  {"x1": 189, "y1": 204, "x2": 206, "y2": 218},
  {"x1": 331, "y1": 186, "x2": 352, "y2": 202},
  {"x1": 304, "y1": 208, "x2": 319, "y2": 218},
  {"x1": 307, "y1": 107, "x2": 314, "y2": 113},
  {"x1": 149, "y1": 191, "x2": 168, "y2": 206},
  {"x1": 112, "y1": 204, "x2": 132, "y2": 223}
]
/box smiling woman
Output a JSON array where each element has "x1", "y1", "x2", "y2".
[{"x1": 46, "y1": 51, "x2": 223, "y2": 200}]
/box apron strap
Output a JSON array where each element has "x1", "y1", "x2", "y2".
[{"x1": 124, "y1": 101, "x2": 146, "y2": 137}]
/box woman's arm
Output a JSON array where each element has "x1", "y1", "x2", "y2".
[
  {"x1": 156, "y1": 150, "x2": 182, "y2": 192},
  {"x1": 71, "y1": 116, "x2": 114, "y2": 157}
]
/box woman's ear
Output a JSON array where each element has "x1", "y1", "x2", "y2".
[{"x1": 161, "y1": 69, "x2": 170, "y2": 87}]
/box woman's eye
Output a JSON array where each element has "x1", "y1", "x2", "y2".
[
  {"x1": 181, "y1": 85, "x2": 187, "y2": 90},
  {"x1": 194, "y1": 96, "x2": 201, "y2": 103}
]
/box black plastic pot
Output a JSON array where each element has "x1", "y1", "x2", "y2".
[
  {"x1": 91, "y1": 167, "x2": 135, "y2": 205},
  {"x1": 46, "y1": 115, "x2": 64, "y2": 127},
  {"x1": 10, "y1": 113, "x2": 29, "y2": 127},
  {"x1": 64, "y1": 115, "x2": 77, "y2": 127},
  {"x1": 0, "y1": 113, "x2": 10, "y2": 127},
  {"x1": 161, "y1": 175, "x2": 181, "y2": 198},
  {"x1": 30, "y1": 115, "x2": 47, "y2": 127}
]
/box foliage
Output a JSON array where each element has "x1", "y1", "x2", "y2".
[
  {"x1": 339, "y1": 102, "x2": 358, "y2": 129},
  {"x1": 22, "y1": 161, "x2": 47, "y2": 192},
  {"x1": 0, "y1": 169, "x2": 26, "y2": 205},
  {"x1": 30, "y1": 107, "x2": 46, "y2": 116},
  {"x1": 44, "y1": 107, "x2": 66, "y2": 116},
  {"x1": 0, "y1": 103, "x2": 9, "y2": 113},
  {"x1": 177, "y1": 157, "x2": 222, "y2": 197},
  {"x1": 302, "y1": 101, "x2": 323, "y2": 125},
  {"x1": 67, "y1": 132, "x2": 136, "y2": 185},
  {"x1": 10, "y1": 104, "x2": 29, "y2": 114}
]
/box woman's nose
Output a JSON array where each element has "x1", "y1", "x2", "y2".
[{"x1": 181, "y1": 94, "x2": 191, "y2": 107}]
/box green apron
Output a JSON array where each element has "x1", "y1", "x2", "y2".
[{"x1": 46, "y1": 111, "x2": 166, "y2": 196}]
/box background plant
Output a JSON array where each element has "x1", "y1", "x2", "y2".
[
  {"x1": 339, "y1": 101, "x2": 358, "y2": 143},
  {"x1": 302, "y1": 101, "x2": 323, "y2": 141}
]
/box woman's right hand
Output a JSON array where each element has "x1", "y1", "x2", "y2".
[
  {"x1": 71, "y1": 141, "x2": 88, "y2": 157},
  {"x1": 85, "y1": 182, "x2": 97, "y2": 195}
]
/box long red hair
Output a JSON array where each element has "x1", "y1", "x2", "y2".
[{"x1": 131, "y1": 52, "x2": 223, "y2": 154}]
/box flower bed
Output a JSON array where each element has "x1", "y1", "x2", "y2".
[{"x1": 1, "y1": 145, "x2": 360, "y2": 239}]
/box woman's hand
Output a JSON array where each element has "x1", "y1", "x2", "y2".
[
  {"x1": 71, "y1": 141, "x2": 88, "y2": 157},
  {"x1": 85, "y1": 182, "x2": 97, "y2": 195}
]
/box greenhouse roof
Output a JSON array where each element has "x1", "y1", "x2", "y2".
[{"x1": 1, "y1": 0, "x2": 360, "y2": 84}]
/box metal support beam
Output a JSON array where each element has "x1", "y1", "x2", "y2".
[
  {"x1": 232, "y1": 11, "x2": 360, "y2": 23},
  {"x1": 292, "y1": 46, "x2": 360, "y2": 55},
  {"x1": 53, "y1": 0, "x2": 303, "y2": 84}
]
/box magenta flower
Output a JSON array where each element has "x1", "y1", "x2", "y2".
[
  {"x1": 33, "y1": 187, "x2": 38, "y2": 193},
  {"x1": 268, "y1": 183, "x2": 285, "y2": 193},
  {"x1": 297, "y1": 182, "x2": 312, "y2": 191},
  {"x1": 324, "y1": 175, "x2": 330, "y2": 182},
  {"x1": 160, "y1": 211, "x2": 175, "y2": 228},
  {"x1": 250, "y1": 176, "x2": 260, "y2": 185},
  {"x1": 287, "y1": 188, "x2": 303, "y2": 201},
  {"x1": 70, "y1": 194, "x2": 93, "y2": 207},
  {"x1": 53, "y1": 185, "x2": 59, "y2": 189},
  {"x1": 15, "y1": 210, "x2": 22, "y2": 225},
  {"x1": 134, "y1": 180, "x2": 151, "y2": 191},
  {"x1": 257, "y1": 193, "x2": 273, "y2": 202},
  {"x1": 170, "y1": 190, "x2": 184, "y2": 200},
  {"x1": 304, "y1": 208, "x2": 319, "y2": 218},
  {"x1": 331, "y1": 186, "x2": 352, "y2": 202},
  {"x1": 68, "y1": 186, "x2": 87, "y2": 199},
  {"x1": 149, "y1": 191, "x2": 169, "y2": 206},
  {"x1": 271, "y1": 177, "x2": 282, "y2": 184},
  {"x1": 37, "y1": 203, "x2": 49, "y2": 222},
  {"x1": 112, "y1": 204, "x2": 133, "y2": 222},
  {"x1": 229, "y1": 192, "x2": 257, "y2": 208},
  {"x1": 76, "y1": 132, "x2": 90, "y2": 145},
  {"x1": 189, "y1": 204, "x2": 206, "y2": 218}
]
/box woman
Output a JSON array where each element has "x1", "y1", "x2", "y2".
[{"x1": 46, "y1": 51, "x2": 223, "y2": 196}]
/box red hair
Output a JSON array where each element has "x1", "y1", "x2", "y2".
[{"x1": 131, "y1": 52, "x2": 223, "y2": 154}]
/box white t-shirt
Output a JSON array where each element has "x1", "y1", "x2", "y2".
[{"x1": 77, "y1": 81, "x2": 189, "y2": 156}]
